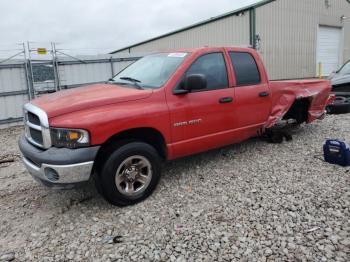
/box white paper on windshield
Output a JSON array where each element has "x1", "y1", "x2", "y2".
[{"x1": 167, "y1": 53, "x2": 187, "y2": 58}]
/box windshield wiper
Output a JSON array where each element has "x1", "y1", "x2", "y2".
[
  {"x1": 119, "y1": 77, "x2": 143, "y2": 89},
  {"x1": 107, "y1": 77, "x2": 144, "y2": 89},
  {"x1": 120, "y1": 76, "x2": 141, "y2": 83}
]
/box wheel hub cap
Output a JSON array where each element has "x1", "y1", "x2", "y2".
[
  {"x1": 125, "y1": 166, "x2": 138, "y2": 181},
  {"x1": 115, "y1": 155, "x2": 153, "y2": 197}
]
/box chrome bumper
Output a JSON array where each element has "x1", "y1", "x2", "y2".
[
  {"x1": 19, "y1": 134, "x2": 100, "y2": 188},
  {"x1": 22, "y1": 157, "x2": 94, "y2": 185}
]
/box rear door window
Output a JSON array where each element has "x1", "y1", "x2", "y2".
[{"x1": 229, "y1": 52, "x2": 261, "y2": 86}]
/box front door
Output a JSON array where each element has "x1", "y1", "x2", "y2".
[{"x1": 167, "y1": 52, "x2": 236, "y2": 157}]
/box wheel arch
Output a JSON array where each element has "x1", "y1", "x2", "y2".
[
  {"x1": 282, "y1": 98, "x2": 311, "y2": 124},
  {"x1": 93, "y1": 127, "x2": 167, "y2": 176}
]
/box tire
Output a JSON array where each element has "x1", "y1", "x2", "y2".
[
  {"x1": 96, "y1": 141, "x2": 161, "y2": 206},
  {"x1": 327, "y1": 97, "x2": 350, "y2": 115}
]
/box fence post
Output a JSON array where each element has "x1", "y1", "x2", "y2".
[
  {"x1": 22, "y1": 43, "x2": 33, "y2": 100},
  {"x1": 26, "y1": 41, "x2": 36, "y2": 98},
  {"x1": 110, "y1": 56, "x2": 114, "y2": 78},
  {"x1": 52, "y1": 43, "x2": 61, "y2": 91}
]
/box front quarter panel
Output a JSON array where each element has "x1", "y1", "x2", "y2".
[{"x1": 49, "y1": 90, "x2": 171, "y2": 145}]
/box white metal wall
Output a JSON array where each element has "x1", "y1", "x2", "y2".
[
  {"x1": 114, "y1": 0, "x2": 350, "y2": 80},
  {"x1": 114, "y1": 13, "x2": 250, "y2": 54},
  {"x1": 0, "y1": 65, "x2": 29, "y2": 127},
  {"x1": 58, "y1": 62, "x2": 113, "y2": 87},
  {"x1": 58, "y1": 59, "x2": 136, "y2": 88},
  {"x1": 256, "y1": 0, "x2": 350, "y2": 79}
]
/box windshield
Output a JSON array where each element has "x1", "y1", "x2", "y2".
[
  {"x1": 338, "y1": 60, "x2": 350, "y2": 75},
  {"x1": 112, "y1": 52, "x2": 188, "y2": 89}
]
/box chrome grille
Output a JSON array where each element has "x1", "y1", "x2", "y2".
[
  {"x1": 27, "y1": 112, "x2": 40, "y2": 125},
  {"x1": 24, "y1": 103, "x2": 51, "y2": 149},
  {"x1": 29, "y1": 128, "x2": 43, "y2": 144}
]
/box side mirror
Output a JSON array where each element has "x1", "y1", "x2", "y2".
[
  {"x1": 173, "y1": 74, "x2": 207, "y2": 95},
  {"x1": 184, "y1": 74, "x2": 207, "y2": 91}
]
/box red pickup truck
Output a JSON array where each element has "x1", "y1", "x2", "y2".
[{"x1": 19, "y1": 47, "x2": 333, "y2": 206}]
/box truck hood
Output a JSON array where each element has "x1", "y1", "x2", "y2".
[{"x1": 32, "y1": 83, "x2": 153, "y2": 118}]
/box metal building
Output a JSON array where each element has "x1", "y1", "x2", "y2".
[{"x1": 111, "y1": 0, "x2": 350, "y2": 80}]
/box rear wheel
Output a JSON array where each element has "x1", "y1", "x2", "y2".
[{"x1": 96, "y1": 141, "x2": 161, "y2": 206}]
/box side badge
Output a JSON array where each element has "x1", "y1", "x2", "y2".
[{"x1": 174, "y1": 119, "x2": 202, "y2": 127}]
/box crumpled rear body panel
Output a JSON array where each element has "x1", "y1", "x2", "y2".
[{"x1": 266, "y1": 79, "x2": 332, "y2": 128}]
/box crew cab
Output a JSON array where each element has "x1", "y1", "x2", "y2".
[{"x1": 19, "y1": 47, "x2": 333, "y2": 206}]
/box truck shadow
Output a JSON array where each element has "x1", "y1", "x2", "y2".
[
  {"x1": 39, "y1": 137, "x2": 266, "y2": 210},
  {"x1": 41, "y1": 124, "x2": 312, "y2": 210}
]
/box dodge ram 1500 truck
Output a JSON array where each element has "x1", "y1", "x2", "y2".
[{"x1": 19, "y1": 47, "x2": 333, "y2": 206}]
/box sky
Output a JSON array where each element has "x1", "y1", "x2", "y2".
[{"x1": 0, "y1": 0, "x2": 260, "y2": 56}]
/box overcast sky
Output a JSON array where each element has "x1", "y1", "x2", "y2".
[{"x1": 0, "y1": 0, "x2": 259, "y2": 55}]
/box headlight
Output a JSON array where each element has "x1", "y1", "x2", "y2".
[{"x1": 50, "y1": 128, "x2": 90, "y2": 149}]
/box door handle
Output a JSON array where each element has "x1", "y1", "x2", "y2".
[
  {"x1": 219, "y1": 97, "x2": 233, "y2": 103},
  {"x1": 259, "y1": 91, "x2": 270, "y2": 97}
]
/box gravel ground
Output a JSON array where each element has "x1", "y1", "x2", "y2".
[{"x1": 0, "y1": 114, "x2": 349, "y2": 262}]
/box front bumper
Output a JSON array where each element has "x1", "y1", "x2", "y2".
[{"x1": 19, "y1": 135, "x2": 100, "y2": 187}]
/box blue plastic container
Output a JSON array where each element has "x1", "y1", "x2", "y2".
[{"x1": 323, "y1": 139, "x2": 350, "y2": 167}]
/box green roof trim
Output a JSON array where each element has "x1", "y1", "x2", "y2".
[
  {"x1": 111, "y1": 0, "x2": 276, "y2": 54},
  {"x1": 249, "y1": 8, "x2": 256, "y2": 48}
]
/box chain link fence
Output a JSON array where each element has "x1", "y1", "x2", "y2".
[{"x1": 0, "y1": 43, "x2": 141, "y2": 127}]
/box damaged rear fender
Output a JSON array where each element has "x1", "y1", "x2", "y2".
[{"x1": 265, "y1": 79, "x2": 332, "y2": 128}]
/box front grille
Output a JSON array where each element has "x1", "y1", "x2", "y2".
[
  {"x1": 25, "y1": 111, "x2": 44, "y2": 147},
  {"x1": 24, "y1": 103, "x2": 51, "y2": 149},
  {"x1": 28, "y1": 112, "x2": 40, "y2": 125},
  {"x1": 29, "y1": 128, "x2": 43, "y2": 145}
]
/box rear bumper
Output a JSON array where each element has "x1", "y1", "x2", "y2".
[{"x1": 18, "y1": 135, "x2": 100, "y2": 187}]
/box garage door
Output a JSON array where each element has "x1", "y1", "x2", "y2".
[{"x1": 317, "y1": 26, "x2": 342, "y2": 76}]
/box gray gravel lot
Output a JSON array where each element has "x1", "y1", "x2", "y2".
[{"x1": 0, "y1": 114, "x2": 349, "y2": 261}]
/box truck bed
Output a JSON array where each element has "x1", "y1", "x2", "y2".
[{"x1": 266, "y1": 78, "x2": 332, "y2": 127}]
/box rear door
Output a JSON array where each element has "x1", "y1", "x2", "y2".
[{"x1": 227, "y1": 50, "x2": 271, "y2": 129}]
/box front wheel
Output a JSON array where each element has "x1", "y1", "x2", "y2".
[{"x1": 96, "y1": 141, "x2": 161, "y2": 206}]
